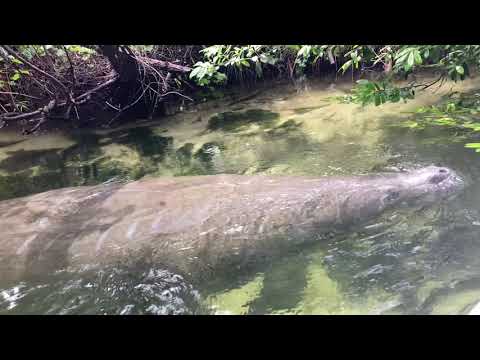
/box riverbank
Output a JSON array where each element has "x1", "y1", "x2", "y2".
[{"x1": 3, "y1": 45, "x2": 478, "y2": 137}]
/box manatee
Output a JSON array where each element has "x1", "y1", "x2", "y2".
[{"x1": 0, "y1": 166, "x2": 464, "y2": 284}]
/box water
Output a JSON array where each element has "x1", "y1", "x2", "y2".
[
  {"x1": 3, "y1": 75, "x2": 480, "y2": 314},
  {"x1": 0, "y1": 264, "x2": 204, "y2": 315}
]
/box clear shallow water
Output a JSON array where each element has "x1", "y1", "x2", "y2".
[
  {"x1": 0, "y1": 264, "x2": 204, "y2": 315},
  {"x1": 3, "y1": 76, "x2": 480, "y2": 314}
]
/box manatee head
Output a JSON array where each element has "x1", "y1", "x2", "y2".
[
  {"x1": 383, "y1": 165, "x2": 465, "y2": 208},
  {"x1": 338, "y1": 166, "x2": 465, "y2": 225}
]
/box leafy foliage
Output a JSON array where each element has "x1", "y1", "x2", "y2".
[
  {"x1": 338, "y1": 45, "x2": 480, "y2": 106},
  {"x1": 340, "y1": 79, "x2": 415, "y2": 106},
  {"x1": 188, "y1": 45, "x2": 480, "y2": 110},
  {"x1": 189, "y1": 45, "x2": 280, "y2": 86},
  {"x1": 189, "y1": 61, "x2": 227, "y2": 86}
]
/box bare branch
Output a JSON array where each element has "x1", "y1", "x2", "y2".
[
  {"x1": 107, "y1": 84, "x2": 150, "y2": 125},
  {"x1": 135, "y1": 56, "x2": 191, "y2": 73},
  {"x1": 412, "y1": 75, "x2": 445, "y2": 90},
  {"x1": 76, "y1": 74, "x2": 119, "y2": 101},
  {"x1": 1, "y1": 108, "x2": 43, "y2": 121},
  {"x1": 1, "y1": 75, "x2": 119, "y2": 126},
  {"x1": 2, "y1": 45, "x2": 69, "y2": 97},
  {"x1": 0, "y1": 47, "x2": 54, "y2": 97},
  {"x1": 161, "y1": 91, "x2": 193, "y2": 101},
  {"x1": 3, "y1": 64, "x2": 17, "y2": 112},
  {"x1": 0, "y1": 91, "x2": 41, "y2": 100},
  {"x1": 22, "y1": 115, "x2": 48, "y2": 135},
  {"x1": 42, "y1": 45, "x2": 57, "y2": 73},
  {"x1": 62, "y1": 45, "x2": 77, "y2": 86}
]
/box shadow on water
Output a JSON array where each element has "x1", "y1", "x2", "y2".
[
  {"x1": 0, "y1": 148, "x2": 68, "y2": 173},
  {"x1": 192, "y1": 142, "x2": 227, "y2": 173},
  {"x1": 236, "y1": 118, "x2": 305, "y2": 140},
  {"x1": 291, "y1": 105, "x2": 329, "y2": 115},
  {"x1": 207, "y1": 109, "x2": 280, "y2": 132},
  {"x1": 246, "y1": 255, "x2": 309, "y2": 314},
  {"x1": 108, "y1": 127, "x2": 174, "y2": 159},
  {"x1": 0, "y1": 139, "x2": 27, "y2": 148},
  {"x1": 415, "y1": 276, "x2": 480, "y2": 314},
  {"x1": 0, "y1": 127, "x2": 176, "y2": 201}
]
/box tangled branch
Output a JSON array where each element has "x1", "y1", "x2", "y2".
[{"x1": 0, "y1": 45, "x2": 197, "y2": 134}]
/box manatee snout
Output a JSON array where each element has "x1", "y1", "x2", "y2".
[
  {"x1": 402, "y1": 165, "x2": 465, "y2": 204},
  {"x1": 429, "y1": 166, "x2": 465, "y2": 192},
  {"x1": 407, "y1": 166, "x2": 462, "y2": 187},
  {"x1": 428, "y1": 167, "x2": 451, "y2": 185}
]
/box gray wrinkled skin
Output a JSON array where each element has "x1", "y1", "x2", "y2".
[{"x1": 0, "y1": 166, "x2": 464, "y2": 284}]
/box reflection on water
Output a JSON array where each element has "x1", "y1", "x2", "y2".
[
  {"x1": 3, "y1": 75, "x2": 480, "y2": 314},
  {"x1": 206, "y1": 109, "x2": 280, "y2": 131},
  {"x1": 0, "y1": 127, "x2": 176, "y2": 200}
]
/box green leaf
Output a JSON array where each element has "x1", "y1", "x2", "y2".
[
  {"x1": 214, "y1": 72, "x2": 227, "y2": 83},
  {"x1": 407, "y1": 52, "x2": 415, "y2": 68},
  {"x1": 197, "y1": 67, "x2": 207, "y2": 79},
  {"x1": 456, "y1": 65, "x2": 465, "y2": 75},
  {"x1": 286, "y1": 45, "x2": 301, "y2": 51},
  {"x1": 340, "y1": 59, "x2": 353, "y2": 74},
  {"x1": 356, "y1": 79, "x2": 370, "y2": 85},
  {"x1": 414, "y1": 51, "x2": 423, "y2": 65},
  {"x1": 11, "y1": 73, "x2": 20, "y2": 81},
  {"x1": 298, "y1": 45, "x2": 312, "y2": 58},
  {"x1": 434, "y1": 117, "x2": 457, "y2": 126},
  {"x1": 313, "y1": 52, "x2": 325, "y2": 63},
  {"x1": 259, "y1": 54, "x2": 276, "y2": 65},
  {"x1": 189, "y1": 67, "x2": 201, "y2": 79},
  {"x1": 395, "y1": 48, "x2": 410, "y2": 60},
  {"x1": 465, "y1": 143, "x2": 480, "y2": 148},
  {"x1": 464, "y1": 123, "x2": 480, "y2": 131},
  {"x1": 402, "y1": 120, "x2": 419, "y2": 128}
]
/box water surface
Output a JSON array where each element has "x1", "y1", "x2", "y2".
[{"x1": 2, "y1": 75, "x2": 480, "y2": 314}]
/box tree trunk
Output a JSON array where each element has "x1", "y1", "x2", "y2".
[{"x1": 97, "y1": 45, "x2": 140, "y2": 109}]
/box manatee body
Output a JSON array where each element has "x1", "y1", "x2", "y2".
[{"x1": 0, "y1": 166, "x2": 464, "y2": 284}]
